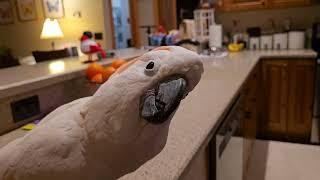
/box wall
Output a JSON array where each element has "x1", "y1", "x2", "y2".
[
  {"x1": 216, "y1": 5, "x2": 320, "y2": 33},
  {"x1": 0, "y1": 0, "x2": 109, "y2": 57}
]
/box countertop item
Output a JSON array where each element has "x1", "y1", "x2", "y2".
[
  {"x1": 0, "y1": 48, "x2": 146, "y2": 99},
  {"x1": 0, "y1": 50, "x2": 317, "y2": 180},
  {"x1": 260, "y1": 35, "x2": 273, "y2": 50},
  {"x1": 288, "y1": 31, "x2": 305, "y2": 49},
  {"x1": 249, "y1": 37, "x2": 260, "y2": 50},
  {"x1": 209, "y1": 24, "x2": 223, "y2": 48},
  {"x1": 273, "y1": 33, "x2": 288, "y2": 50}
]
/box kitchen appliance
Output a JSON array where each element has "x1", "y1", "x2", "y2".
[
  {"x1": 260, "y1": 35, "x2": 273, "y2": 50},
  {"x1": 288, "y1": 31, "x2": 305, "y2": 49},
  {"x1": 247, "y1": 27, "x2": 261, "y2": 37},
  {"x1": 273, "y1": 33, "x2": 288, "y2": 50},
  {"x1": 215, "y1": 94, "x2": 244, "y2": 180},
  {"x1": 249, "y1": 37, "x2": 260, "y2": 50},
  {"x1": 312, "y1": 22, "x2": 320, "y2": 143},
  {"x1": 247, "y1": 27, "x2": 261, "y2": 50},
  {"x1": 312, "y1": 22, "x2": 320, "y2": 52}
]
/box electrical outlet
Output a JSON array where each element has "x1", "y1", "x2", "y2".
[{"x1": 95, "y1": 33, "x2": 103, "y2": 40}]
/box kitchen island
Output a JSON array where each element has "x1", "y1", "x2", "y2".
[
  {"x1": 0, "y1": 48, "x2": 147, "y2": 136},
  {"x1": 0, "y1": 48, "x2": 146, "y2": 99},
  {"x1": 120, "y1": 50, "x2": 317, "y2": 180},
  {"x1": 0, "y1": 49, "x2": 317, "y2": 180}
]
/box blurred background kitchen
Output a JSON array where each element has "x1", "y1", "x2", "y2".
[
  {"x1": 1, "y1": 1, "x2": 320, "y2": 180},
  {"x1": 0, "y1": 0, "x2": 319, "y2": 62}
]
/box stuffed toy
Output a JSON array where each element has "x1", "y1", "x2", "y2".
[
  {"x1": 0, "y1": 46, "x2": 203, "y2": 180},
  {"x1": 80, "y1": 31, "x2": 107, "y2": 61}
]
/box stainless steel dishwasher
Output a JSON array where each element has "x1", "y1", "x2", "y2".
[{"x1": 215, "y1": 94, "x2": 244, "y2": 180}]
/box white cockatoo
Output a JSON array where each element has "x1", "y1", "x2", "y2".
[{"x1": 0, "y1": 46, "x2": 203, "y2": 180}]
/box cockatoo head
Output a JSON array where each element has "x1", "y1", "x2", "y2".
[{"x1": 81, "y1": 46, "x2": 203, "y2": 178}]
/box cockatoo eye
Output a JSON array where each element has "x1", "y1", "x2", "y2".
[
  {"x1": 145, "y1": 60, "x2": 159, "y2": 75},
  {"x1": 146, "y1": 61, "x2": 154, "y2": 69}
]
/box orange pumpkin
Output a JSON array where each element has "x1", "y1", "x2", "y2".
[
  {"x1": 86, "y1": 63, "x2": 104, "y2": 80},
  {"x1": 111, "y1": 59, "x2": 127, "y2": 69},
  {"x1": 102, "y1": 66, "x2": 116, "y2": 81},
  {"x1": 91, "y1": 74, "x2": 103, "y2": 84}
]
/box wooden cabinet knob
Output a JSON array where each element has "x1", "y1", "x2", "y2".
[{"x1": 244, "y1": 111, "x2": 252, "y2": 119}]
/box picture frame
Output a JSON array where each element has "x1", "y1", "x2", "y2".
[
  {"x1": 0, "y1": 0, "x2": 14, "y2": 25},
  {"x1": 42, "y1": 0, "x2": 64, "y2": 19},
  {"x1": 16, "y1": 0, "x2": 37, "y2": 21}
]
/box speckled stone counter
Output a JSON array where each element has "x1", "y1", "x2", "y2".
[
  {"x1": 0, "y1": 50, "x2": 317, "y2": 180},
  {"x1": 120, "y1": 50, "x2": 317, "y2": 180},
  {"x1": 0, "y1": 48, "x2": 146, "y2": 99}
]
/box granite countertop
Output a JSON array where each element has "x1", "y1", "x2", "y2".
[
  {"x1": 120, "y1": 49, "x2": 317, "y2": 180},
  {"x1": 0, "y1": 49, "x2": 317, "y2": 179},
  {"x1": 0, "y1": 48, "x2": 146, "y2": 99}
]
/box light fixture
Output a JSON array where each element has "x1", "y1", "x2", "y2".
[{"x1": 40, "y1": 18, "x2": 64, "y2": 50}]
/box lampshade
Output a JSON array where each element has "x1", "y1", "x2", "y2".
[{"x1": 40, "y1": 18, "x2": 64, "y2": 39}]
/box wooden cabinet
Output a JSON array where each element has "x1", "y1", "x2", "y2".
[
  {"x1": 261, "y1": 60, "x2": 289, "y2": 139},
  {"x1": 241, "y1": 64, "x2": 260, "y2": 180},
  {"x1": 220, "y1": 0, "x2": 266, "y2": 11},
  {"x1": 260, "y1": 59, "x2": 315, "y2": 142},
  {"x1": 267, "y1": 0, "x2": 310, "y2": 8},
  {"x1": 217, "y1": 0, "x2": 311, "y2": 11},
  {"x1": 287, "y1": 59, "x2": 315, "y2": 141}
]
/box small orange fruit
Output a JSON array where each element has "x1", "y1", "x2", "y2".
[
  {"x1": 91, "y1": 73, "x2": 103, "y2": 84},
  {"x1": 102, "y1": 66, "x2": 116, "y2": 81},
  {"x1": 86, "y1": 63, "x2": 104, "y2": 80},
  {"x1": 111, "y1": 59, "x2": 126, "y2": 69}
]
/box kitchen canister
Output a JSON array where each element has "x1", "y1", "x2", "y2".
[
  {"x1": 273, "y1": 33, "x2": 288, "y2": 50},
  {"x1": 209, "y1": 24, "x2": 223, "y2": 48},
  {"x1": 249, "y1": 37, "x2": 260, "y2": 50},
  {"x1": 288, "y1": 31, "x2": 305, "y2": 49},
  {"x1": 260, "y1": 35, "x2": 273, "y2": 50}
]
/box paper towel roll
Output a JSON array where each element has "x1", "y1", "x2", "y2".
[{"x1": 209, "y1": 24, "x2": 223, "y2": 48}]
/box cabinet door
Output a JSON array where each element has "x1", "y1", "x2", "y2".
[
  {"x1": 267, "y1": 0, "x2": 310, "y2": 8},
  {"x1": 287, "y1": 59, "x2": 315, "y2": 142},
  {"x1": 242, "y1": 64, "x2": 260, "y2": 180},
  {"x1": 219, "y1": 0, "x2": 266, "y2": 11},
  {"x1": 261, "y1": 60, "x2": 289, "y2": 139}
]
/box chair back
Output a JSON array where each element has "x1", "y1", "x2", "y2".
[
  {"x1": 0, "y1": 52, "x2": 19, "y2": 69},
  {"x1": 32, "y1": 47, "x2": 78, "y2": 62}
]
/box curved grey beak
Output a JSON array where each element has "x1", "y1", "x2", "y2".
[{"x1": 140, "y1": 77, "x2": 187, "y2": 124}]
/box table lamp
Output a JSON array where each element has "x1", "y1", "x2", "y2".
[{"x1": 40, "y1": 18, "x2": 64, "y2": 50}]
